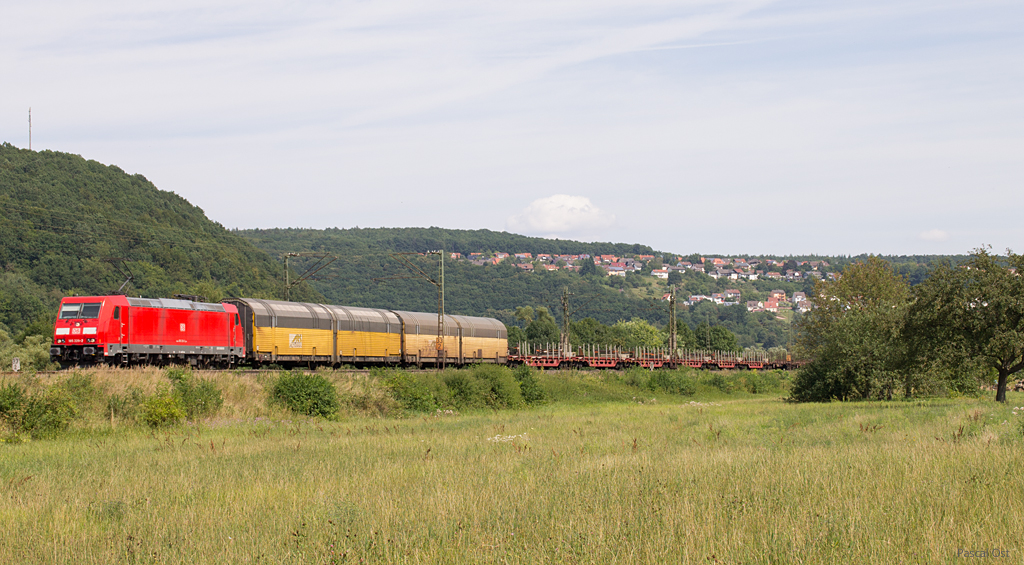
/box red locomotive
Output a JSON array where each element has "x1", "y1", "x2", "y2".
[{"x1": 50, "y1": 295, "x2": 245, "y2": 368}]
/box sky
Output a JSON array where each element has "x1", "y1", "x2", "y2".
[{"x1": 2, "y1": 0, "x2": 1022, "y2": 256}]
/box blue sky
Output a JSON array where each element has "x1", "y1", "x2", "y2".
[{"x1": 2, "y1": 0, "x2": 1021, "y2": 256}]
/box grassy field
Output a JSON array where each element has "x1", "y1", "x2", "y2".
[{"x1": 1, "y1": 368, "x2": 1023, "y2": 564}]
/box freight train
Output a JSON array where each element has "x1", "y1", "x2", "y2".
[
  {"x1": 50, "y1": 295, "x2": 798, "y2": 371},
  {"x1": 49, "y1": 295, "x2": 507, "y2": 368}
]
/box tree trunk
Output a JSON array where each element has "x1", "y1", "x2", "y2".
[{"x1": 996, "y1": 368, "x2": 1009, "y2": 403}]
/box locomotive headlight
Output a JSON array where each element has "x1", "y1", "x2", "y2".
[
  {"x1": 57, "y1": 339, "x2": 65, "y2": 344},
  {"x1": 86, "y1": 338, "x2": 96, "y2": 343}
]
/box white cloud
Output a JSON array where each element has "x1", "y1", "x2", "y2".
[
  {"x1": 507, "y1": 195, "x2": 615, "y2": 235},
  {"x1": 919, "y1": 229, "x2": 949, "y2": 242}
]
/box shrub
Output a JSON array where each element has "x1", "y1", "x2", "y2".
[
  {"x1": 22, "y1": 386, "x2": 79, "y2": 439},
  {"x1": 512, "y1": 365, "x2": 546, "y2": 405},
  {"x1": 0, "y1": 382, "x2": 28, "y2": 432},
  {"x1": 141, "y1": 389, "x2": 185, "y2": 428},
  {"x1": 167, "y1": 369, "x2": 223, "y2": 420},
  {"x1": 107, "y1": 387, "x2": 146, "y2": 421},
  {"x1": 60, "y1": 372, "x2": 103, "y2": 413},
  {"x1": 647, "y1": 370, "x2": 697, "y2": 396},
  {"x1": 270, "y1": 371, "x2": 340, "y2": 419},
  {"x1": 706, "y1": 372, "x2": 738, "y2": 394},
  {"x1": 623, "y1": 368, "x2": 650, "y2": 390},
  {"x1": 742, "y1": 371, "x2": 783, "y2": 394},
  {"x1": 443, "y1": 371, "x2": 487, "y2": 409},
  {"x1": 0, "y1": 380, "x2": 82, "y2": 439},
  {"x1": 620, "y1": 368, "x2": 697, "y2": 396},
  {"x1": 0, "y1": 334, "x2": 57, "y2": 372},
  {"x1": 341, "y1": 388, "x2": 403, "y2": 418},
  {"x1": 469, "y1": 365, "x2": 525, "y2": 410},
  {"x1": 0, "y1": 378, "x2": 87, "y2": 438},
  {"x1": 61, "y1": 372, "x2": 95, "y2": 396},
  {"x1": 0, "y1": 382, "x2": 27, "y2": 421},
  {"x1": 382, "y1": 370, "x2": 438, "y2": 412}
]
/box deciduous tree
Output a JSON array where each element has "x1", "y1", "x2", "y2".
[
  {"x1": 907, "y1": 247, "x2": 1024, "y2": 402},
  {"x1": 791, "y1": 256, "x2": 910, "y2": 401},
  {"x1": 525, "y1": 307, "x2": 560, "y2": 346}
]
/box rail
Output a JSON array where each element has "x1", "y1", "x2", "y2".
[{"x1": 508, "y1": 343, "x2": 805, "y2": 370}]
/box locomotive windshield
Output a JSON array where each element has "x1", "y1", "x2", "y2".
[{"x1": 60, "y1": 302, "x2": 102, "y2": 319}]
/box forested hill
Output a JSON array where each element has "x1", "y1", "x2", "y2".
[
  {"x1": 236, "y1": 228, "x2": 794, "y2": 348},
  {"x1": 239, "y1": 227, "x2": 663, "y2": 323},
  {"x1": 0, "y1": 144, "x2": 958, "y2": 351},
  {"x1": 241, "y1": 227, "x2": 657, "y2": 257},
  {"x1": 0, "y1": 144, "x2": 320, "y2": 336}
]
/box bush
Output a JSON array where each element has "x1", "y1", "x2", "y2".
[
  {"x1": 382, "y1": 370, "x2": 438, "y2": 412},
  {"x1": 167, "y1": 368, "x2": 223, "y2": 420},
  {"x1": 0, "y1": 382, "x2": 28, "y2": 433},
  {"x1": 741, "y1": 371, "x2": 783, "y2": 394},
  {"x1": 512, "y1": 365, "x2": 546, "y2": 405},
  {"x1": 705, "y1": 372, "x2": 738, "y2": 394},
  {"x1": 0, "y1": 379, "x2": 82, "y2": 438},
  {"x1": 469, "y1": 365, "x2": 525, "y2": 410},
  {"x1": 647, "y1": 370, "x2": 697, "y2": 396},
  {"x1": 270, "y1": 371, "x2": 340, "y2": 419},
  {"x1": 443, "y1": 371, "x2": 488, "y2": 409},
  {"x1": 341, "y1": 387, "x2": 403, "y2": 418},
  {"x1": 623, "y1": 368, "x2": 650, "y2": 390},
  {"x1": 107, "y1": 387, "x2": 146, "y2": 421},
  {"x1": 60, "y1": 372, "x2": 103, "y2": 413},
  {"x1": 790, "y1": 362, "x2": 846, "y2": 402},
  {"x1": 620, "y1": 368, "x2": 697, "y2": 396},
  {"x1": 22, "y1": 386, "x2": 78, "y2": 439},
  {"x1": 0, "y1": 332, "x2": 57, "y2": 372},
  {"x1": 141, "y1": 389, "x2": 185, "y2": 428},
  {"x1": 0, "y1": 382, "x2": 27, "y2": 424}
]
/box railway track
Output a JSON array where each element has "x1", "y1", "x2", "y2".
[{"x1": 0, "y1": 363, "x2": 802, "y2": 379}]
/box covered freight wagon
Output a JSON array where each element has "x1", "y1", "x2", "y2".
[{"x1": 225, "y1": 298, "x2": 507, "y2": 367}]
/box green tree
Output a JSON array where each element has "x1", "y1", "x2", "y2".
[
  {"x1": 514, "y1": 306, "x2": 535, "y2": 325},
  {"x1": 613, "y1": 318, "x2": 665, "y2": 348},
  {"x1": 525, "y1": 307, "x2": 560, "y2": 345},
  {"x1": 578, "y1": 259, "x2": 599, "y2": 277},
  {"x1": 791, "y1": 256, "x2": 910, "y2": 401},
  {"x1": 507, "y1": 325, "x2": 527, "y2": 348},
  {"x1": 694, "y1": 322, "x2": 741, "y2": 352},
  {"x1": 570, "y1": 317, "x2": 607, "y2": 345},
  {"x1": 666, "y1": 320, "x2": 697, "y2": 349},
  {"x1": 906, "y1": 248, "x2": 1024, "y2": 402}
]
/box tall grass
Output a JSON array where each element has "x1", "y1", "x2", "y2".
[{"x1": 0, "y1": 366, "x2": 1021, "y2": 563}]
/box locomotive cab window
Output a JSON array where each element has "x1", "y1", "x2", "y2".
[
  {"x1": 113, "y1": 306, "x2": 120, "y2": 320},
  {"x1": 59, "y1": 302, "x2": 102, "y2": 319}
]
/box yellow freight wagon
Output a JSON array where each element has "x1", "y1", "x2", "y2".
[{"x1": 227, "y1": 298, "x2": 506, "y2": 367}]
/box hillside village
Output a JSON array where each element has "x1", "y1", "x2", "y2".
[{"x1": 449, "y1": 251, "x2": 836, "y2": 313}]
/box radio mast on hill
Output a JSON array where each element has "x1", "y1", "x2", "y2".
[{"x1": 28, "y1": 108, "x2": 31, "y2": 150}]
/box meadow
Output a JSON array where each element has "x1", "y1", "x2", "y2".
[{"x1": 1, "y1": 367, "x2": 1022, "y2": 564}]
